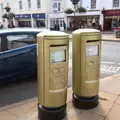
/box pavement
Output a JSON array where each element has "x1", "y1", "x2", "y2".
[
  {"x1": 0, "y1": 33, "x2": 120, "y2": 120},
  {"x1": 102, "y1": 33, "x2": 120, "y2": 41},
  {"x1": 0, "y1": 74, "x2": 120, "y2": 120},
  {"x1": 69, "y1": 31, "x2": 120, "y2": 41}
]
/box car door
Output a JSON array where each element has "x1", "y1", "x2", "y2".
[{"x1": 0, "y1": 32, "x2": 37, "y2": 83}]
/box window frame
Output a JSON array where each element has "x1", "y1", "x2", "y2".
[
  {"x1": 19, "y1": 0, "x2": 23, "y2": 10},
  {"x1": 0, "y1": 32, "x2": 37, "y2": 52},
  {"x1": 113, "y1": 0, "x2": 119, "y2": 8},
  {"x1": 28, "y1": 0, "x2": 31, "y2": 9},
  {"x1": 37, "y1": 0, "x2": 41, "y2": 9},
  {"x1": 91, "y1": 0, "x2": 96, "y2": 9}
]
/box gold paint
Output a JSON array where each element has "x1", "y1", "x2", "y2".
[
  {"x1": 72, "y1": 29, "x2": 101, "y2": 97},
  {"x1": 37, "y1": 32, "x2": 69, "y2": 107}
]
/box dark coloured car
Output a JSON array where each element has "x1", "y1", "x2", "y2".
[{"x1": 0, "y1": 28, "x2": 49, "y2": 83}]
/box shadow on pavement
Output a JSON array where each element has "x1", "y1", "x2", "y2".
[{"x1": 0, "y1": 79, "x2": 37, "y2": 108}]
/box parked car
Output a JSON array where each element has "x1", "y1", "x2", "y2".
[{"x1": 0, "y1": 28, "x2": 49, "y2": 83}]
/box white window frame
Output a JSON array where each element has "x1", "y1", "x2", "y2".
[
  {"x1": 91, "y1": 0, "x2": 96, "y2": 9},
  {"x1": 52, "y1": 2, "x2": 61, "y2": 12},
  {"x1": 113, "y1": 0, "x2": 119, "y2": 8}
]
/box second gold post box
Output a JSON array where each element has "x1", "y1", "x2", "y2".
[
  {"x1": 37, "y1": 31, "x2": 69, "y2": 120},
  {"x1": 72, "y1": 29, "x2": 101, "y2": 109}
]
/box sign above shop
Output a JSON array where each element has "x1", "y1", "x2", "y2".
[
  {"x1": 102, "y1": 9, "x2": 120, "y2": 16},
  {"x1": 15, "y1": 14, "x2": 31, "y2": 19},
  {"x1": 15, "y1": 13, "x2": 46, "y2": 19},
  {"x1": 32, "y1": 13, "x2": 45, "y2": 19}
]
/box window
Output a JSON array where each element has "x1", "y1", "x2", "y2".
[
  {"x1": 6, "y1": 34, "x2": 35, "y2": 50},
  {"x1": 19, "y1": 0, "x2": 23, "y2": 10},
  {"x1": 113, "y1": 0, "x2": 119, "y2": 8},
  {"x1": 28, "y1": 0, "x2": 31, "y2": 9},
  {"x1": 0, "y1": 37, "x2": 1, "y2": 51},
  {"x1": 37, "y1": 0, "x2": 41, "y2": 8},
  {"x1": 36, "y1": 20, "x2": 45, "y2": 27},
  {"x1": 91, "y1": 0, "x2": 96, "y2": 9},
  {"x1": 58, "y1": 3, "x2": 61, "y2": 11},
  {"x1": 52, "y1": 2, "x2": 61, "y2": 12},
  {"x1": 0, "y1": 4, "x2": 3, "y2": 12}
]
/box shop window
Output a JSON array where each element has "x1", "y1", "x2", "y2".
[
  {"x1": 37, "y1": 0, "x2": 41, "y2": 8},
  {"x1": 113, "y1": 0, "x2": 119, "y2": 8},
  {"x1": 91, "y1": 0, "x2": 96, "y2": 9},
  {"x1": 28, "y1": 0, "x2": 31, "y2": 9},
  {"x1": 36, "y1": 20, "x2": 45, "y2": 27},
  {"x1": 19, "y1": 0, "x2": 23, "y2": 10}
]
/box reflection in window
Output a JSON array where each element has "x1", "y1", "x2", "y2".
[
  {"x1": 113, "y1": 0, "x2": 119, "y2": 8},
  {"x1": 36, "y1": 19, "x2": 45, "y2": 27},
  {"x1": 0, "y1": 37, "x2": 1, "y2": 51},
  {"x1": 7, "y1": 34, "x2": 35, "y2": 50}
]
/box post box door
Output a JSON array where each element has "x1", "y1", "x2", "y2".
[
  {"x1": 50, "y1": 46, "x2": 68, "y2": 90},
  {"x1": 85, "y1": 41, "x2": 100, "y2": 96}
]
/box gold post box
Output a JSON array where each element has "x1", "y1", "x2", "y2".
[
  {"x1": 72, "y1": 29, "x2": 101, "y2": 109},
  {"x1": 37, "y1": 31, "x2": 69, "y2": 120}
]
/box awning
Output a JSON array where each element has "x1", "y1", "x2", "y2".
[{"x1": 32, "y1": 13, "x2": 45, "y2": 19}]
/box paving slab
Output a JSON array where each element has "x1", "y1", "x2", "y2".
[
  {"x1": 106, "y1": 104, "x2": 120, "y2": 120},
  {"x1": 0, "y1": 111, "x2": 17, "y2": 120},
  {"x1": 116, "y1": 96, "x2": 120, "y2": 105},
  {"x1": 100, "y1": 74, "x2": 120, "y2": 95},
  {"x1": 99, "y1": 91, "x2": 118, "y2": 102},
  {"x1": 70, "y1": 111, "x2": 104, "y2": 120},
  {"x1": 4, "y1": 98, "x2": 37, "y2": 119}
]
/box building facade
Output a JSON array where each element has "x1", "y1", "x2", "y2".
[{"x1": 1, "y1": 0, "x2": 120, "y2": 30}]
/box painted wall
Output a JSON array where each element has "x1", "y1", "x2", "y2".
[{"x1": 1, "y1": 0, "x2": 118, "y2": 15}]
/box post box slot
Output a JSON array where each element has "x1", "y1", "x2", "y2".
[
  {"x1": 50, "y1": 44, "x2": 67, "y2": 47},
  {"x1": 87, "y1": 40, "x2": 99, "y2": 43}
]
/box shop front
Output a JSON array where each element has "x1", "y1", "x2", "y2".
[
  {"x1": 15, "y1": 14, "x2": 32, "y2": 27},
  {"x1": 66, "y1": 11, "x2": 101, "y2": 31},
  {"x1": 32, "y1": 13, "x2": 46, "y2": 28},
  {"x1": 48, "y1": 12, "x2": 66, "y2": 31},
  {"x1": 102, "y1": 9, "x2": 120, "y2": 31}
]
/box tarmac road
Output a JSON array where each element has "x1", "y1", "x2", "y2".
[{"x1": 101, "y1": 41, "x2": 120, "y2": 78}]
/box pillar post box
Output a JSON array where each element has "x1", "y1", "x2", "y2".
[
  {"x1": 37, "y1": 31, "x2": 69, "y2": 120},
  {"x1": 72, "y1": 29, "x2": 101, "y2": 109}
]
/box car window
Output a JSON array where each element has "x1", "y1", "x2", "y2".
[
  {"x1": 0, "y1": 37, "x2": 1, "y2": 51},
  {"x1": 7, "y1": 34, "x2": 35, "y2": 50}
]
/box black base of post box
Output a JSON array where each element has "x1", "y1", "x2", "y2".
[
  {"x1": 72, "y1": 93, "x2": 98, "y2": 109},
  {"x1": 38, "y1": 104, "x2": 66, "y2": 120}
]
